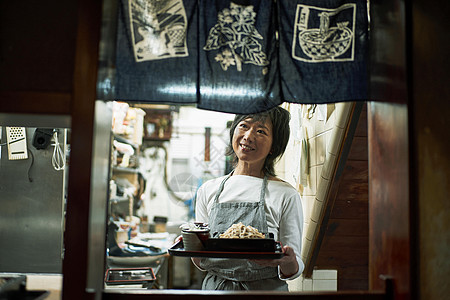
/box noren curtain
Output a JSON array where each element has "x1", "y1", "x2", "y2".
[{"x1": 115, "y1": 0, "x2": 368, "y2": 114}]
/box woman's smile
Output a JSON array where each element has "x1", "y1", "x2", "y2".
[{"x1": 239, "y1": 143, "x2": 255, "y2": 152}]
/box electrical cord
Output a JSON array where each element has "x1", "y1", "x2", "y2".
[
  {"x1": 52, "y1": 130, "x2": 65, "y2": 171},
  {"x1": 27, "y1": 149, "x2": 34, "y2": 182}
]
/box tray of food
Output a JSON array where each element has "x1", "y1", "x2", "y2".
[
  {"x1": 168, "y1": 240, "x2": 283, "y2": 259},
  {"x1": 169, "y1": 222, "x2": 284, "y2": 259}
]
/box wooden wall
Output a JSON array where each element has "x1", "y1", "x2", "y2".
[
  {"x1": 367, "y1": 0, "x2": 412, "y2": 298},
  {"x1": 413, "y1": 0, "x2": 450, "y2": 299},
  {"x1": 315, "y1": 105, "x2": 369, "y2": 290},
  {"x1": 368, "y1": 103, "x2": 410, "y2": 298},
  {"x1": 0, "y1": 0, "x2": 78, "y2": 114}
]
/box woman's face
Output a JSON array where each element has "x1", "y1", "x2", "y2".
[{"x1": 232, "y1": 117, "x2": 273, "y2": 168}]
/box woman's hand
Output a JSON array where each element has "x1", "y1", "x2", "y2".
[{"x1": 250, "y1": 245, "x2": 299, "y2": 278}]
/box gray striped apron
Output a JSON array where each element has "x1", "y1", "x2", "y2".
[{"x1": 200, "y1": 173, "x2": 288, "y2": 291}]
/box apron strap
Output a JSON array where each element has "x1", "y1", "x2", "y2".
[
  {"x1": 259, "y1": 174, "x2": 268, "y2": 205},
  {"x1": 213, "y1": 172, "x2": 233, "y2": 203}
]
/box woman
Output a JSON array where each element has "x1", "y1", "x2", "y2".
[{"x1": 193, "y1": 106, "x2": 304, "y2": 290}]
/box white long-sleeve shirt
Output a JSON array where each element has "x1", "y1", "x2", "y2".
[{"x1": 195, "y1": 174, "x2": 305, "y2": 280}]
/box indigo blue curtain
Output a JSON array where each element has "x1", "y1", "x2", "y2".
[
  {"x1": 278, "y1": 0, "x2": 369, "y2": 104},
  {"x1": 115, "y1": 0, "x2": 199, "y2": 104},
  {"x1": 197, "y1": 0, "x2": 280, "y2": 114},
  {"x1": 115, "y1": 0, "x2": 369, "y2": 113}
]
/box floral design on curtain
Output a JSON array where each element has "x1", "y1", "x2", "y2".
[{"x1": 203, "y1": 2, "x2": 269, "y2": 72}]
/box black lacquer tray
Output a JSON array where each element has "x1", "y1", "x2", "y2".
[{"x1": 168, "y1": 240, "x2": 284, "y2": 259}]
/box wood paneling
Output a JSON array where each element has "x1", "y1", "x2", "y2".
[
  {"x1": 102, "y1": 291, "x2": 389, "y2": 300},
  {"x1": 368, "y1": 103, "x2": 410, "y2": 298},
  {"x1": 0, "y1": 0, "x2": 76, "y2": 116},
  {"x1": 339, "y1": 279, "x2": 369, "y2": 291},
  {"x1": 347, "y1": 137, "x2": 368, "y2": 161},
  {"x1": 326, "y1": 219, "x2": 368, "y2": 236},
  {"x1": 0, "y1": 91, "x2": 71, "y2": 115},
  {"x1": 314, "y1": 105, "x2": 369, "y2": 290},
  {"x1": 413, "y1": 1, "x2": 450, "y2": 299},
  {"x1": 0, "y1": 1, "x2": 77, "y2": 94},
  {"x1": 320, "y1": 236, "x2": 368, "y2": 252},
  {"x1": 366, "y1": 2, "x2": 411, "y2": 296},
  {"x1": 369, "y1": 1, "x2": 407, "y2": 104},
  {"x1": 61, "y1": 0, "x2": 102, "y2": 299},
  {"x1": 332, "y1": 198, "x2": 368, "y2": 219},
  {"x1": 340, "y1": 160, "x2": 369, "y2": 182}
]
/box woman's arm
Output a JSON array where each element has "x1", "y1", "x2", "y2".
[
  {"x1": 277, "y1": 191, "x2": 305, "y2": 279},
  {"x1": 253, "y1": 189, "x2": 304, "y2": 279}
]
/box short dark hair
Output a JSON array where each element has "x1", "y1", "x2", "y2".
[{"x1": 226, "y1": 106, "x2": 291, "y2": 177}]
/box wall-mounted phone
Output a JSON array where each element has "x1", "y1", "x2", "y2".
[{"x1": 6, "y1": 127, "x2": 28, "y2": 160}]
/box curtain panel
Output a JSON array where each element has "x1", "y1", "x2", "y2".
[{"x1": 115, "y1": 0, "x2": 368, "y2": 114}]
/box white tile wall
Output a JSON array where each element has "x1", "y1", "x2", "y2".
[
  {"x1": 327, "y1": 126, "x2": 345, "y2": 155},
  {"x1": 278, "y1": 103, "x2": 342, "y2": 293},
  {"x1": 335, "y1": 103, "x2": 352, "y2": 128},
  {"x1": 302, "y1": 278, "x2": 313, "y2": 291},
  {"x1": 302, "y1": 195, "x2": 315, "y2": 221},
  {"x1": 301, "y1": 237, "x2": 312, "y2": 261},
  {"x1": 313, "y1": 269, "x2": 338, "y2": 280},
  {"x1": 310, "y1": 199, "x2": 324, "y2": 223},
  {"x1": 313, "y1": 279, "x2": 338, "y2": 291},
  {"x1": 304, "y1": 219, "x2": 317, "y2": 242},
  {"x1": 315, "y1": 175, "x2": 329, "y2": 202},
  {"x1": 321, "y1": 152, "x2": 337, "y2": 180},
  {"x1": 303, "y1": 222, "x2": 310, "y2": 240},
  {"x1": 316, "y1": 165, "x2": 323, "y2": 192},
  {"x1": 288, "y1": 270, "x2": 338, "y2": 292}
]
